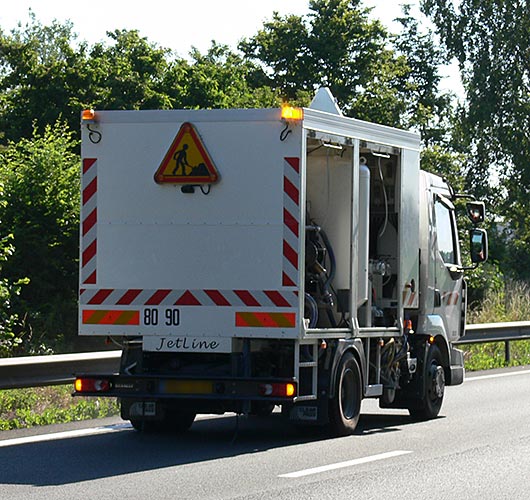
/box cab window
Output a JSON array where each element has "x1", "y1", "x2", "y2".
[{"x1": 434, "y1": 198, "x2": 457, "y2": 264}]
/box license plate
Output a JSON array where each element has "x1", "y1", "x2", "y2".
[{"x1": 162, "y1": 380, "x2": 213, "y2": 395}]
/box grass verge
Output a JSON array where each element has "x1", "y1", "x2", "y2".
[
  {"x1": 0, "y1": 385, "x2": 118, "y2": 431},
  {"x1": 464, "y1": 280, "x2": 530, "y2": 371},
  {"x1": 461, "y1": 340, "x2": 530, "y2": 371}
]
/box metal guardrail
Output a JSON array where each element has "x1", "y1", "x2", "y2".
[
  {"x1": 454, "y1": 321, "x2": 530, "y2": 363},
  {"x1": 1, "y1": 321, "x2": 530, "y2": 390},
  {"x1": 456, "y1": 321, "x2": 530, "y2": 343},
  {"x1": 0, "y1": 351, "x2": 121, "y2": 390}
]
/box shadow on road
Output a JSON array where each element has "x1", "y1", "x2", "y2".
[{"x1": 1, "y1": 410, "x2": 424, "y2": 486}]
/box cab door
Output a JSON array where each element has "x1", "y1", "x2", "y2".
[{"x1": 432, "y1": 194, "x2": 464, "y2": 341}]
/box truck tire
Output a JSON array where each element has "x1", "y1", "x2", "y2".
[
  {"x1": 168, "y1": 411, "x2": 196, "y2": 432},
  {"x1": 329, "y1": 352, "x2": 361, "y2": 436},
  {"x1": 130, "y1": 419, "x2": 157, "y2": 433},
  {"x1": 409, "y1": 344, "x2": 445, "y2": 420},
  {"x1": 250, "y1": 402, "x2": 275, "y2": 417},
  {"x1": 131, "y1": 411, "x2": 196, "y2": 433}
]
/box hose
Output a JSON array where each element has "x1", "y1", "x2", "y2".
[
  {"x1": 304, "y1": 293, "x2": 319, "y2": 328},
  {"x1": 377, "y1": 155, "x2": 389, "y2": 238},
  {"x1": 319, "y1": 227, "x2": 336, "y2": 290}
]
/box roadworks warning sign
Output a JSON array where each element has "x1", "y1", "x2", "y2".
[{"x1": 154, "y1": 122, "x2": 219, "y2": 184}]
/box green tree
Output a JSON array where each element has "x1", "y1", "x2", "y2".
[
  {"x1": 393, "y1": 5, "x2": 454, "y2": 146},
  {"x1": 0, "y1": 13, "x2": 87, "y2": 144},
  {"x1": 0, "y1": 16, "x2": 278, "y2": 145},
  {"x1": 168, "y1": 42, "x2": 280, "y2": 109},
  {"x1": 0, "y1": 19, "x2": 179, "y2": 144},
  {"x1": 421, "y1": 0, "x2": 530, "y2": 280},
  {"x1": 240, "y1": 0, "x2": 410, "y2": 124},
  {"x1": 0, "y1": 189, "x2": 28, "y2": 357},
  {"x1": 0, "y1": 122, "x2": 79, "y2": 352},
  {"x1": 84, "y1": 29, "x2": 173, "y2": 110}
]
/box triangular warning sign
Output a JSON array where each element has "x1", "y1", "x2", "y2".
[{"x1": 154, "y1": 122, "x2": 220, "y2": 185}]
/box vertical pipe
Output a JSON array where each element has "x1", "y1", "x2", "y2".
[
  {"x1": 376, "y1": 339, "x2": 381, "y2": 384},
  {"x1": 242, "y1": 338, "x2": 251, "y2": 377},
  {"x1": 242, "y1": 338, "x2": 251, "y2": 414},
  {"x1": 365, "y1": 339, "x2": 371, "y2": 385}
]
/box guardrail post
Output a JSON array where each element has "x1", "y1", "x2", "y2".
[{"x1": 505, "y1": 341, "x2": 511, "y2": 365}]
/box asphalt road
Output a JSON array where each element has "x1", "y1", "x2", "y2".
[{"x1": 1, "y1": 366, "x2": 530, "y2": 499}]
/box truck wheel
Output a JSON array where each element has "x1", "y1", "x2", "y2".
[
  {"x1": 250, "y1": 402, "x2": 275, "y2": 417},
  {"x1": 130, "y1": 411, "x2": 196, "y2": 433},
  {"x1": 165, "y1": 410, "x2": 196, "y2": 433},
  {"x1": 130, "y1": 419, "x2": 157, "y2": 433},
  {"x1": 409, "y1": 344, "x2": 445, "y2": 420},
  {"x1": 329, "y1": 352, "x2": 361, "y2": 436}
]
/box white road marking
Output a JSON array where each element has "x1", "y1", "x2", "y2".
[
  {"x1": 279, "y1": 450, "x2": 412, "y2": 478},
  {"x1": 0, "y1": 414, "x2": 230, "y2": 449},
  {"x1": 465, "y1": 368, "x2": 530, "y2": 382},
  {"x1": 0, "y1": 423, "x2": 131, "y2": 448}
]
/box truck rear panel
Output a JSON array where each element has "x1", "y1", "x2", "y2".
[{"x1": 80, "y1": 109, "x2": 303, "y2": 351}]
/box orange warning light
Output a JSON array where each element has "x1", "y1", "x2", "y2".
[
  {"x1": 154, "y1": 122, "x2": 219, "y2": 185},
  {"x1": 82, "y1": 109, "x2": 96, "y2": 121},
  {"x1": 281, "y1": 106, "x2": 304, "y2": 121}
]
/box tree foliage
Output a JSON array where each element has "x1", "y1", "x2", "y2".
[
  {"x1": 0, "y1": 123, "x2": 79, "y2": 352},
  {"x1": 240, "y1": 0, "x2": 456, "y2": 133},
  {"x1": 84, "y1": 29, "x2": 173, "y2": 110},
  {"x1": 169, "y1": 43, "x2": 280, "y2": 109},
  {"x1": 393, "y1": 5, "x2": 454, "y2": 146},
  {"x1": 0, "y1": 195, "x2": 28, "y2": 357},
  {"x1": 240, "y1": 0, "x2": 409, "y2": 123},
  {"x1": 422, "y1": 0, "x2": 530, "y2": 279},
  {"x1": 0, "y1": 14, "x2": 86, "y2": 143},
  {"x1": 0, "y1": 18, "x2": 278, "y2": 146}
]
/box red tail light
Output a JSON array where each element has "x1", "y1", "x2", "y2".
[
  {"x1": 75, "y1": 377, "x2": 111, "y2": 393},
  {"x1": 258, "y1": 383, "x2": 296, "y2": 397}
]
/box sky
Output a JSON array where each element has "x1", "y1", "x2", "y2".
[
  {"x1": 0, "y1": 0, "x2": 460, "y2": 95},
  {"x1": 0, "y1": 0, "x2": 411, "y2": 54}
]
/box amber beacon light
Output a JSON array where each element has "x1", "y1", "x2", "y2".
[
  {"x1": 281, "y1": 106, "x2": 304, "y2": 121},
  {"x1": 82, "y1": 109, "x2": 96, "y2": 122}
]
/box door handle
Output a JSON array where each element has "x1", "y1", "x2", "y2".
[{"x1": 434, "y1": 289, "x2": 441, "y2": 307}]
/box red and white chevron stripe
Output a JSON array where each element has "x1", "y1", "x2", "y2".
[
  {"x1": 79, "y1": 288, "x2": 298, "y2": 308},
  {"x1": 283, "y1": 157, "x2": 300, "y2": 287},
  {"x1": 81, "y1": 158, "x2": 98, "y2": 284},
  {"x1": 402, "y1": 290, "x2": 417, "y2": 307}
]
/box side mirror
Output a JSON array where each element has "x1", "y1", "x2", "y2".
[
  {"x1": 470, "y1": 228, "x2": 488, "y2": 263},
  {"x1": 466, "y1": 201, "x2": 485, "y2": 225}
]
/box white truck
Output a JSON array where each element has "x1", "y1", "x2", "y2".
[{"x1": 74, "y1": 89, "x2": 488, "y2": 435}]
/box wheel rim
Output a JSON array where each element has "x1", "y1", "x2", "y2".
[
  {"x1": 428, "y1": 364, "x2": 445, "y2": 401},
  {"x1": 340, "y1": 367, "x2": 356, "y2": 420}
]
